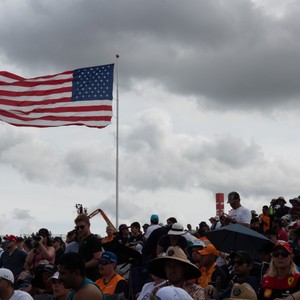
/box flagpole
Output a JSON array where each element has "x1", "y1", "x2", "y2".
[{"x1": 115, "y1": 54, "x2": 120, "y2": 229}]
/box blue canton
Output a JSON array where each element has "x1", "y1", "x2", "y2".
[{"x1": 72, "y1": 64, "x2": 114, "y2": 101}]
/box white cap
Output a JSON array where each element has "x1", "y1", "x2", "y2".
[
  {"x1": 156, "y1": 286, "x2": 193, "y2": 300},
  {"x1": 48, "y1": 271, "x2": 60, "y2": 282},
  {"x1": 0, "y1": 268, "x2": 14, "y2": 284}
]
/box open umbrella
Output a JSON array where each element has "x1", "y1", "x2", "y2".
[{"x1": 204, "y1": 223, "x2": 274, "y2": 258}]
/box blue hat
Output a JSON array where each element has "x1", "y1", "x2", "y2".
[
  {"x1": 100, "y1": 251, "x2": 118, "y2": 263},
  {"x1": 151, "y1": 214, "x2": 159, "y2": 221}
]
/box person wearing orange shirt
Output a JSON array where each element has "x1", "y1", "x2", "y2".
[
  {"x1": 259, "y1": 205, "x2": 271, "y2": 233},
  {"x1": 95, "y1": 251, "x2": 129, "y2": 298}
]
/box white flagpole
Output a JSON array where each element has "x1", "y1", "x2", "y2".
[{"x1": 115, "y1": 54, "x2": 120, "y2": 229}]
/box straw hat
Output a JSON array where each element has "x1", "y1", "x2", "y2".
[
  {"x1": 228, "y1": 283, "x2": 257, "y2": 300},
  {"x1": 149, "y1": 246, "x2": 201, "y2": 280}
]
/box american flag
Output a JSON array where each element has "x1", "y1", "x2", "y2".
[{"x1": 0, "y1": 64, "x2": 114, "y2": 128}]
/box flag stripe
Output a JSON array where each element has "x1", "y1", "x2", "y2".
[{"x1": 0, "y1": 64, "x2": 114, "y2": 128}]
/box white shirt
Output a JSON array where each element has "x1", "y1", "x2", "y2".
[
  {"x1": 10, "y1": 290, "x2": 33, "y2": 300},
  {"x1": 228, "y1": 205, "x2": 252, "y2": 225},
  {"x1": 144, "y1": 224, "x2": 161, "y2": 239}
]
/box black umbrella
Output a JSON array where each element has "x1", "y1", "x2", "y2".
[{"x1": 204, "y1": 224, "x2": 274, "y2": 258}]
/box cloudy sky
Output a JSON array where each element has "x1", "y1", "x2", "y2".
[{"x1": 0, "y1": 0, "x2": 300, "y2": 237}]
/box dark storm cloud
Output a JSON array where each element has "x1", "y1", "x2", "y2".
[{"x1": 1, "y1": 0, "x2": 300, "y2": 110}]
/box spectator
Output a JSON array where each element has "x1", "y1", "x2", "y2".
[
  {"x1": 268, "y1": 198, "x2": 279, "y2": 228},
  {"x1": 65, "y1": 230, "x2": 76, "y2": 245},
  {"x1": 273, "y1": 219, "x2": 289, "y2": 242},
  {"x1": 129, "y1": 222, "x2": 144, "y2": 253},
  {"x1": 289, "y1": 197, "x2": 300, "y2": 219},
  {"x1": 149, "y1": 246, "x2": 204, "y2": 299},
  {"x1": 95, "y1": 251, "x2": 128, "y2": 298},
  {"x1": 0, "y1": 235, "x2": 27, "y2": 282},
  {"x1": 0, "y1": 268, "x2": 33, "y2": 299},
  {"x1": 216, "y1": 251, "x2": 260, "y2": 299},
  {"x1": 156, "y1": 223, "x2": 188, "y2": 256},
  {"x1": 115, "y1": 224, "x2": 131, "y2": 246},
  {"x1": 195, "y1": 244, "x2": 228, "y2": 292},
  {"x1": 258, "y1": 241, "x2": 300, "y2": 299},
  {"x1": 24, "y1": 228, "x2": 55, "y2": 271},
  {"x1": 259, "y1": 205, "x2": 271, "y2": 233},
  {"x1": 53, "y1": 237, "x2": 65, "y2": 265},
  {"x1": 74, "y1": 213, "x2": 102, "y2": 281},
  {"x1": 187, "y1": 224, "x2": 197, "y2": 235},
  {"x1": 142, "y1": 224, "x2": 149, "y2": 236},
  {"x1": 142, "y1": 217, "x2": 177, "y2": 262},
  {"x1": 16, "y1": 237, "x2": 26, "y2": 252},
  {"x1": 250, "y1": 210, "x2": 261, "y2": 233},
  {"x1": 226, "y1": 191, "x2": 252, "y2": 227},
  {"x1": 47, "y1": 271, "x2": 70, "y2": 300},
  {"x1": 208, "y1": 217, "x2": 221, "y2": 231},
  {"x1": 143, "y1": 214, "x2": 161, "y2": 240},
  {"x1": 58, "y1": 252, "x2": 103, "y2": 300},
  {"x1": 102, "y1": 226, "x2": 116, "y2": 244},
  {"x1": 274, "y1": 197, "x2": 290, "y2": 220}
]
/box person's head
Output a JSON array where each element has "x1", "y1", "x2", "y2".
[
  {"x1": 74, "y1": 214, "x2": 91, "y2": 239},
  {"x1": 38, "y1": 228, "x2": 52, "y2": 246},
  {"x1": 150, "y1": 214, "x2": 159, "y2": 225},
  {"x1": 227, "y1": 191, "x2": 241, "y2": 209},
  {"x1": 268, "y1": 241, "x2": 298, "y2": 277},
  {"x1": 0, "y1": 268, "x2": 14, "y2": 294},
  {"x1": 188, "y1": 240, "x2": 206, "y2": 263},
  {"x1": 3, "y1": 235, "x2": 17, "y2": 251},
  {"x1": 53, "y1": 237, "x2": 64, "y2": 250},
  {"x1": 149, "y1": 246, "x2": 201, "y2": 283},
  {"x1": 142, "y1": 223, "x2": 149, "y2": 233},
  {"x1": 290, "y1": 197, "x2": 300, "y2": 207},
  {"x1": 166, "y1": 217, "x2": 177, "y2": 227},
  {"x1": 118, "y1": 224, "x2": 129, "y2": 236},
  {"x1": 106, "y1": 225, "x2": 115, "y2": 237},
  {"x1": 130, "y1": 222, "x2": 141, "y2": 235},
  {"x1": 229, "y1": 251, "x2": 254, "y2": 280},
  {"x1": 48, "y1": 272, "x2": 71, "y2": 300},
  {"x1": 277, "y1": 197, "x2": 286, "y2": 207},
  {"x1": 262, "y1": 205, "x2": 269, "y2": 214},
  {"x1": 273, "y1": 219, "x2": 283, "y2": 229},
  {"x1": 58, "y1": 253, "x2": 86, "y2": 289},
  {"x1": 198, "y1": 243, "x2": 220, "y2": 268},
  {"x1": 98, "y1": 251, "x2": 118, "y2": 277},
  {"x1": 66, "y1": 229, "x2": 76, "y2": 243}
]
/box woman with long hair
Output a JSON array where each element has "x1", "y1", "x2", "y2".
[{"x1": 258, "y1": 241, "x2": 300, "y2": 300}]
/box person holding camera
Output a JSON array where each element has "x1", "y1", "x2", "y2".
[{"x1": 24, "y1": 228, "x2": 55, "y2": 271}]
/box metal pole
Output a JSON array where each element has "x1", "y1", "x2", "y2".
[{"x1": 115, "y1": 54, "x2": 119, "y2": 229}]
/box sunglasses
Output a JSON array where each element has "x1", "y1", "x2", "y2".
[
  {"x1": 272, "y1": 251, "x2": 290, "y2": 258},
  {"x1": 232, "y1": 260, "x2": 246, "y2": 266},
  {"x1": 75, "y1": 225, "x2": 86, "y2": 230},
  {"x1": 99, "y1": 261, "x2": 113, "y2": 266}
]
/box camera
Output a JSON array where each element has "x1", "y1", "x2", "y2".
[{"x1": 31, "y1": 235, "x2": 42, "y2": 248}]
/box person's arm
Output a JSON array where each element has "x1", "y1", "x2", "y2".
[
  {"x1": 115, "y1": 279, "x2": 129, "y2": 298},
  {"x1": 85, "y1": 251, "x2": 102, "y2": 269},
  {"x1": 274, "y1": 290, "x2": 300, "y2": 300},
  {"x1": 24, "y1": 249, "x2": 35, "y2": 270},
  {"x1": 37, "y1": 238, "x2": 55, "y2": 261}
]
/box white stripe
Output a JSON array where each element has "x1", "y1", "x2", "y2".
[
  {"x1": 0, "y1": 100, "x2": 112, "y2": 111},
  {"x1": 0, "y1": 92, "x2": 72, "y2": 101},
  {"x1": 0, "y1": 75, "x2": 17, "y2": 83},
  {"x1": 0, "y1": 115, "x2": 111, "y2": 127},
  {"x1": 25, "y1": 73, "x2": 73, "y2": 82},
  {"x1": 0, "y1": 81, "x2": 72, "y2": 92}
]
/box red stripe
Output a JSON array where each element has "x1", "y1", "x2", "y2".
[
  {"x1": 0, "y1": 78, "x2": 73, "y2": 87},
  {"x1": 0, "y1": 86, "x2": 72, "y2": 97},
  {"x1": 0, "y1": 71, "x2": 25, "y2": 81},
  {"x1": 0, "y1": 109, "x2": 112, "y2": 122}
]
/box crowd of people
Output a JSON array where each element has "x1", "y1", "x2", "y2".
[{"x1": 1, "y1": 191, "x2": 300, "y2": 299}]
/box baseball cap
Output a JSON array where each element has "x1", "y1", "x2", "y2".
[
  {"x1": 229, "y1": 250, "x2": 254, "y2": 264},
  {"x1": 118, "y1": 224, "x2": 128, "y2": 231},
  {"x1": 272, "y1": 241, "x2": 293, "y2": 254},
  {"x1": 142, "y1": 223, "x2": 149, "y2": 228},
  {"x1": 150, "y1": 214, "x2": 159, "y2": 221},
  {"x1": 156, "y1": 286, "x2": 193, "y2": 300},
  {"x1": 48, "y1": 271, "x2": 60, "y2": 282},
  {"x1": 0, "y1": 268, "x2": 14, "y2": 284},
  {"x1": 198, "y1": 243, "x2": 220, "y2": 256},
  {"x1": 228, "y1": 191, "x2": 240, "y2": 203},
  {"x1": 4, "y1": 235, "x2": 17, "y2": 242},
  {"x1": 100, "y1": 251, "x2": 118, "y2": 263}
]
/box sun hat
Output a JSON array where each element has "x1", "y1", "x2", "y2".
[
  {"x1": 0, "y1": 268, "x2": 14, "y2": 284},
  {"x1": 149, "y1": 246, "x2": 201, "y2": 280},
  {"x1": 156, "y1": 286, "x2": 193, "y2": 300},
  {"x1": 229, "y1": 283, "x2": 257, "y2": 300},
  {"x1": 168, "y1": 223, "x2": 185, "y2": 235}
]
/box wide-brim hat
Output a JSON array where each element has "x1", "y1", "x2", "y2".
[
  {"x1": 168, "y1": 223, "x2": 185, "y2": 235},
  {"x1": 149, "y1": 246, "x2": 201, "y2": 280},
  {"x1": 229, "y1": 283, "x2": 257, "y2": 300}
]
